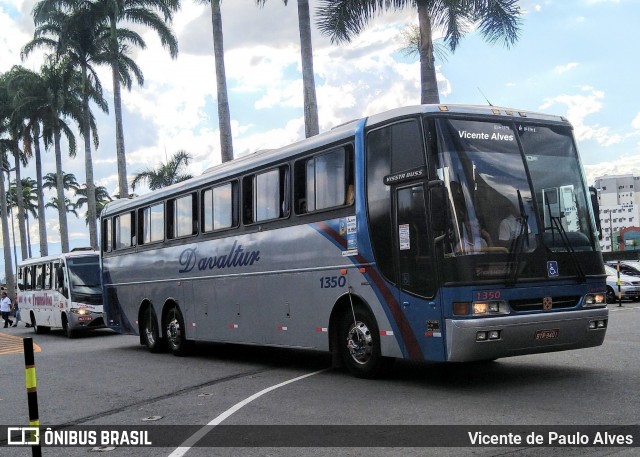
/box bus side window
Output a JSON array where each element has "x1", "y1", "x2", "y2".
[
  {"x1": 102, "y1": 218, "x2": 113, "y2": 252},
  {"x1": 18, "y1": 267, "x2": 24, "y2": 291},
  {"x1": 55, "y1": 263, "x2": 67, "y2": 298},
  {"x1": 44, "y1": 263, "x2": 52, "y2": 290},
  {"x1": 35, "y1": 264, "x2": 44, "y2": 290}
]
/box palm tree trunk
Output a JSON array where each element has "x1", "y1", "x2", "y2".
[
  {"x1": 82, "y1": 94, "x2": 99, "y2": 250},
  {"x1": 211, "y1": 0, "x2": 234, "y2": 163},
  {"x1": 26, "y1": 213, "x2": 32, "y2": 258},
  {"x1": 417, "y1": 1, "x2": 439, "y2": 104},
  {"x1": 110, "y1": 16, "x2": 129, "y2": 199},
  {"x1": 0, "y1": 169, "x2": 15, "y2": 299},
  {"x1": 296, "y1": 0, "x2": 320, "y2": 137},
  {"x1": 13, "y1": 151, "x2": 28, "y2": 260},
  {"x1": 54, "y1": 128, "x2": 70, "y2": 253},
  {"x1": 33, "y1": 125, "x2": 48, "y2": 257}
]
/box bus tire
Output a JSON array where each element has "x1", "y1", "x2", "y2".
[
  {"x1": 30, "y1": 314, "x2": 50, "y2": 335},
  {"x1": 141, "y1": 307, "x2": 166, "y2": 353},
  {"x1": 339, "y1": 307, "x2": 391, "y2": 379},
  {"x1": 165, "y1": 305, "x2": 193, "y2": 357},
  {"x1": 62, "y1": 315, "x2": 77, "y2": 339}
]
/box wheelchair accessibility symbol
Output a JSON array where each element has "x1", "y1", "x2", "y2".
[{"x1": 547, "y1": 261, "x2": 559, "y2": 277}]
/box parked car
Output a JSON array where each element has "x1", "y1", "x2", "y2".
[
  {"x1": 604, "y1": 264, "x2": 640, "y2": 303},
  {"x1": 605, "y1": 260, "x2": 640, "y2": 277}
]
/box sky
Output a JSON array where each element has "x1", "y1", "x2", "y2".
[{"x1": 0, "y1": 0, "x2": 639, "y2": 278}]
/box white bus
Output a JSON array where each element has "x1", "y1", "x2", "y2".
[{"x1": 17, "y1": 248, "x2": 105, "y2": 337}]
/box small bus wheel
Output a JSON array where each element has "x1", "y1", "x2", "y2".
[
  {"x1": 339, "y1": 308, "x2": 390, "y2": 378},
  {"x1": 142, "y1": 307, "x2": 165, "y2": 353},
  {"x1": 62, "y1": 315, "x2": 76, "y2": 338},
  {"x1": 31, "y1": 313, "x2": 50, "y2": 335},
  {"x1": 165, "y1": 305, "x2": 193, "y2": 356}
]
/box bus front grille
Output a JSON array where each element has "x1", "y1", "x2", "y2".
[{"x1": 509, "y1": 296, "x2": 580, "y2": 312}]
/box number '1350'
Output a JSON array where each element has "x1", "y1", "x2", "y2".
[{"x1": 320, "y1": 276, "x2": 347, "y2": 288}]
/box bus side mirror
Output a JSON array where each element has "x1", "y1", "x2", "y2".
[
  {"x1": 429, "y1": 180, "x2": 448, "y2": 233},
  {"x1": 589, "y1": 186, "x2": 602, "y2": 240}
]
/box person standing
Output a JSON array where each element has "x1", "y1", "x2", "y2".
[
  {"x1": 1, "y1": 291, "x2": 13, "y2": 328},
  {"x1": 12, "y1": 295, "x2": 27, "y2": 327}
]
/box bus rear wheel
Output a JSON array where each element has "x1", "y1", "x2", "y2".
[
  {"x1": 30, "y1": 313, "x2": 50, "y2": 335},
  {"x1": 142, "y1": 307, "x2": 165, "y2": 353},
  {"x1": 339, "y1": 308, "x2": 391, "y2": 378},
  {"x1": 165, "y1": 305, "x2": 193, "y2": 356}
]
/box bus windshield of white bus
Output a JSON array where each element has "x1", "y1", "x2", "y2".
[{"x1": 67, "y1": 256, "x2": 102, "y2": 296}]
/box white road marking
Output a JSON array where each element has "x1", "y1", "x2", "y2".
[{"x1": 168, "y1": 368, "x2": 327, "y2": 456}]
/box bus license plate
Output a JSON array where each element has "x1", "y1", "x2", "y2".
[{"x1": 535, "y1": 329, "x2": 559, "y2": 340}]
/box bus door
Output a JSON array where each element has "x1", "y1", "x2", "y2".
[{"x1": 394, "y1": 184, "x2": 444, "y2": 360}]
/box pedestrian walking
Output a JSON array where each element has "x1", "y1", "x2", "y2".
[
  {"x1": 1, "y1": 291, "x2": 13, "y2": 328},
  {"x1": 12, "y1": 295, "x2": 27, "y2": 327}
]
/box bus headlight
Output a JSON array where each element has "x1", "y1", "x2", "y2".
[
  {"x1": 583, "y1": 293, "x2": 606, "y2": 307},
  {"x1": 70, "y1": 308, "x2": 90, "y2": 315},
  {"x1": 452, "y1": 301, "x2": 509, "y2": 316}
]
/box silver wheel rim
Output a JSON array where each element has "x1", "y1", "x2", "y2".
[
  {"x1": 346, "y1": 320, "x2": 373, "y2": 365},
  {"x1": 145, "y1": 312, "x2": 157, "y2": 347},
  {"x1": 166, "y1": 309, "x2": 182, "y2": 350}
]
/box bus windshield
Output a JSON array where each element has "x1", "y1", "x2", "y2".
[
  {"x1": 67, "y1": 256, "x2": 102, "y2": 295},
  {"x1": 435, "y1": 118, "x2": 598, "y2": 281}
]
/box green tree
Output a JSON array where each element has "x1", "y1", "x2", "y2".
[
  {"x1": 8, "y1": 178, "x2": 40, "y2": 258},
  {"x1": 3, "y1": 65, "x2": 52, "y2": 257},
  {"x1": 26, "y1": 0, "x2": 110, "y2": 250},
  {"x1": 46, "y1": 195, "x2": 79, "y2": 219},
  {"x1": 196, "y1": 0, "x2": 233, "y2": 162},
  {"x1": 75, "y1": 184, "x2": 113, "y2": 224},
  {"x1": 256, "y1": 0, "x2": 319, "y2": 137},
  {"x1": 316, "y1": 0, "x2": 522, "y2": 104},
  {"x1": 0, "y1": 74, "x2": 17, "y2": 297},
  {"x1": 97, "y1": 0, "x2": 179, "y2": 199},
  {"x1": 131, "y1": 150, "x2": 193, "y2": 191}
]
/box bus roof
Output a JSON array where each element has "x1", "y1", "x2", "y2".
[
  {"x1": 18, "y1": 250, "x2": 100, "y2": 268},
  {"x1": 102, "y1": 104, "x2": 570, "y2": 217}
]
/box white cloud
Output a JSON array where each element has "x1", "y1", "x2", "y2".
[
  {"x1": 555, "y1": 62, "x2": 579, "y2": 74},
  {"x1": 540, "y1": 87, "x2": 623, "y2": 147}
]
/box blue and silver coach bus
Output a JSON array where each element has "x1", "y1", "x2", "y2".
[{"x1": 101, "y1": 105, "x2": 608, "y2": 378}]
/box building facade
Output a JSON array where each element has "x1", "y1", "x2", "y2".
[{"x1": 594, "y1": 174, "x2": 640, "y2": 252}]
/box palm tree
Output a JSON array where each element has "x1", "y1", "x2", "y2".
[
  {"x1": 46, "y1": 196, "x2": 79, "y2": 219},
  {"x1": 43, "y1": 171, "x2": 80, "y2": 193},
  {"x1": 316, "y1": 0, "x2": 522, "y2": 104},
  {"x1": 0, "y1": 74, "x2": 17, "y2": 297},
  {"x1": 8, "y1": 178, "x2": 40, "y2": 258},
  {"x1": 131, "y1": 150, "x2": 193, "y2": 191},
  {"x1": 3, "y1": 65, "x2": 51, "y2": 257},
  {"x1": 97, "y1": 0, "x2": 180, "y2": 199},
  {"x1": 7, "y1": 178, "x2": 38, "y2": 259},
  {"x1": 75, "y1": 184, "x2": 113, "y2": 224},
  {"x1": 256, "y1": 0, "x2": 319, "y2": 137},
  {"x1": 13, "y1": 59, "x2": 84, "y2": 254},
  {"x1": 196, "y1": 0, "x2": 233, "y2": 162},
  {"x1": 27, "y1": 0, "x2": 110, "y2": 250}
]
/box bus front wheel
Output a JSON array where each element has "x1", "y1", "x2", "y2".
[
  {"x1": 165, "y1": 305, "x2": 193, "y2": 356},
  {"x1": 142, "y1": 307, "x2": 165, "y2": 353},
  {"x1": 61, "y1": 315, "x2": 76, "y2": 338},
  {"x1": 339, "y1": 308, "x2": 391, "y2": 378}
]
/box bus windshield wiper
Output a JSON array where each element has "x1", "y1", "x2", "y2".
[
  {"x1": 543, "y1": 194, "x2": 586, "y2": 283},
  {"x1": 505, "y1": 190, "x2": 529, "y2": 286}
]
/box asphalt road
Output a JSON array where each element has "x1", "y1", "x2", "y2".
[{"x1": 1, "y1": 301, "x2": 639, "y2": 457}]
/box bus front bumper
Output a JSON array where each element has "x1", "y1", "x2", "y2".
[{"x1": 445, "y1": 308, "x2": 608, "y2": 362}]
